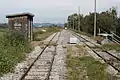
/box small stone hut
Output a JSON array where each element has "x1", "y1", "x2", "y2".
[{"x1": 6, "y1": 13, "x2": 34, "y2": 41}]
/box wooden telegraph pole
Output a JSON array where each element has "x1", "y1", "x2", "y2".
[
  {"x1": 78, "y1": 7, "x2": 81, "y2": 32},
  {"x1": 73, "y1": 16, "x2": 74, "y2": 30},
  {"x1": 94, "y1": 0, "x2": 97, "y2": 37}
]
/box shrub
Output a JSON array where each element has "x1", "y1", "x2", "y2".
[{"x1": 0, "y1": 31, "x2": 32, "y2": 76}]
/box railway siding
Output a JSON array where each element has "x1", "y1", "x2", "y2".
[{"x1": 73, "y1": 31, "x2": 120, "y2": 79}]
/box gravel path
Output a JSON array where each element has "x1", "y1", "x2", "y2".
[{"x1": 49, "y1": 30, "x2": 71, "y2": 80}]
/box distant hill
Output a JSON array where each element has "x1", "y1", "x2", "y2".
[
  {"x1": 34, "y1": 23, "x2": 64, "y2": 27},
  {"x1": 0, "y1": 23, "x2": 64, "y2": 28},
  {"x1": 34, "y1": 23, "x2": 53, "y2": 27},
  {"x1": 56, "y1": 23, "x2": 64, "y2": 27},
  {"x1": 0, "y1": 23, "x2": 8, "y2": 28}
]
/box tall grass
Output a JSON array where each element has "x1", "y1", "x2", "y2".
[{"x1": 0, "y1": 31, "x2": 32, "y2": 76}]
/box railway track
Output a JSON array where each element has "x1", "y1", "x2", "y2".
[
  {"x1": 73, "y1": 32, "x2": 120, "y2": 72},
  {"x1": 19, "y1": 32, "x2": 61, "y2": 80}
]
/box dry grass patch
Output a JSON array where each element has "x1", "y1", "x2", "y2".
[
  {"x1": 102, "y1": 43, "x2": 120, "y2": 52},
  {"x1": 66, "y1": 45, "x2": 108, "y2": 80},
  {"x1": 67, "y1": 45, "x2": 89, "y2": 57},
  {"x1": 30, "y1": 41, "x2": 44, "y2": 47},
  {"x1": 33, "y1": 27, "x2": 61, "y2": 41},
  {"x1": 43, "y1": 41, "x2": 57, "y2": 46}
]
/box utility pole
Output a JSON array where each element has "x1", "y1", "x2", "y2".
[
  {"x1": 73, "y1": 16, "x2": 74, "y2": 30},
  {"x1": 94, "y1": 0, "x2": 97, "y2": 37},
  {"x1": 70, "y1": 17, "x2": 72, "y2": 29},
  {"x1": 99, "y1": 28, "x2": 100, "y2": 34},
  {"x1": 78, "y1": 7, "x2": 81, "y2": 32}
]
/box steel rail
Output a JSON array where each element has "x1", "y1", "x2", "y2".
[
  {"x1": 73, "y1": 32, "x2": 120, "y2": 72},
  {"x1": 19, "y1": 32, "x2": 58, "y2": 80},
  {"x1": 74, "y1": 32, "x2": 120, "y2": 62},
  {"x1": 45, "y1": 31, "x2": 61, "y2": 80}
]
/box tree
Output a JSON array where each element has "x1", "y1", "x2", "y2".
[
  {"x1": 67, "y1": 7, "x2": 120, "y2": 36},
  {"x1": 67, "y1": 13, "x2": 83, "y2": 31}
]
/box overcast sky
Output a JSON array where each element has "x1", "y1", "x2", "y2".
[{"x1": 0, "y1": 0, "x2": 120, "y2": 23}]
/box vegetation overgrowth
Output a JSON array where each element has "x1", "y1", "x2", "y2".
[
  {"x1": 66, "y1": 46, "x2": 108, "y2": 80},
  {"x1": 0, "y1": 26, "x2": 60, "y2": 75},
  {"x1": 102, "y1": 43, "x2": 120, "y2": 52},
  {"x1": 0, "y1": 31, "x2": 32, "y2": 76}
]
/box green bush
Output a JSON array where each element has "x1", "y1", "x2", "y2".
[{"x1": 0, "y1": 31, "x2": 32, "y2": 76}]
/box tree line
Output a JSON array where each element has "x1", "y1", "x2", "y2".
[{"x1": 66, "y1": 7, "x2": 120, "y2": 36}]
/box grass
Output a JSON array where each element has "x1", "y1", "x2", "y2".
[
  {"x1": 101, "y1": 43, "x2": 120, "y2": 52},
  {"x1": 72, "y1": 29, "x2": 92, "y2": 37},
  {"x1": 0, "y1": 28, "x2": 7, "y2": 36},
  {"x1": 0, "y1": 32, "x2": 4, "y2": 36},
  {"x1": 0, "y1": 31, "x2": 32, "y2": 76},
  {"x1": 33, "y1": 27, "x2": 61, "y2": 41},
  {"x1": 66, "y1": 45, "x2": 108, "y2": 80}
]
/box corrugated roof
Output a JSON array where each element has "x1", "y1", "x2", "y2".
[{"x1": 6, "y1": 12, "x2": 34, "y2": 18}]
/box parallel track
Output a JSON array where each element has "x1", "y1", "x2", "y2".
[
  {"x1": 45, "y1": 31, "x2": 61, "y2": 80},
  {"x1": 19, "y1": 32, "x2": 61, "y2": 80},
  {"x1": 73, "y1": 32, "x2": 120, "y2": 72}
]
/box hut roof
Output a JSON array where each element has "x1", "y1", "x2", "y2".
[{"x1": 6, "y1": 12, "x2": 34, "y2": 18}]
